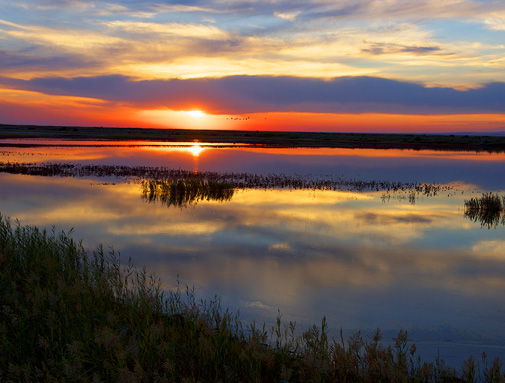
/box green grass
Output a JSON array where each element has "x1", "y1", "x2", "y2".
[{"x1": 1, "y1": 215, "x2": 504, "y2": 382}]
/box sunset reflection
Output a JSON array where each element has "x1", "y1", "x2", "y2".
[
  {"x1": 241, "y1": 147, "x2": 505, "y2": 163},
  {"x1": 2, "y1": 144, "x2": 505, "y2": 365},
  {"x1": 1, "y1": 172, "x2": 505, "y2": 343},
  {"x1": 188, "y1": 145, "x2": 204, "y2": 157}
]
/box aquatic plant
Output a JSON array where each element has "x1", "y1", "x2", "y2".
[
  {"x1": 0, "y1": 161, "x2": 452, "y2": 197},
  {"x1": 1, "y1": 215, "x2": 503, "y2": 382},
  {"x1": 141, "y1": 179, "x2": 235, "y2": 208},
  {"x1": 464, "y1": 193, "x2": 505, "y2": 229}
]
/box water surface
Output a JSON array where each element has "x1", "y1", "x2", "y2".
[{"x1": 1, "y1": 139, "x2": 505, "y2": 367}]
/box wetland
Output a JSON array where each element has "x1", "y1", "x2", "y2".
[{"x1": 1, "y1": 127, "x2": 505, "y2": 369}]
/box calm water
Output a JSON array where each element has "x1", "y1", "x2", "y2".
[{"x1": 1, "y1": 139, "x2": 505, "y2": 367}]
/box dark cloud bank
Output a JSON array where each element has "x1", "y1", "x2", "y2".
[{"x1": 2, "y1": 75, "x2": 505, "y2": 114}]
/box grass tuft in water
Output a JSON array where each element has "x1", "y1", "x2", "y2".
[
  {"x1": 1, "y1": 215, "x2": 503, "y2": 382},
  {"x1": 141, "y1": 179, "x2": 235, "y2": 208},
  {"x1": 464, "y1": 193, "x2": 505, "y2": 228}
]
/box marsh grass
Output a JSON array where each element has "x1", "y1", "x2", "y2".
[
  {"x1": 141, "y1": 179, "x2": 235, "y2": 208},
  {"x1": 0, "y1": 161, "x2": 451, "y2": 197},
  {"x1": 464, "y1": 193, "x2": 505, "y2": 228},
  {"x1": 1, "y1": 215, "x2": 504, "y2": 382}
]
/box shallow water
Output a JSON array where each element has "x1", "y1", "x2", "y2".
[{"x1": 1, "y1": 139, "x2": 505, "y2": 367}]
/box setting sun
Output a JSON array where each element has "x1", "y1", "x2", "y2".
[{"x1": 185, "y1": 110, "x2": 205, "y2": 118}]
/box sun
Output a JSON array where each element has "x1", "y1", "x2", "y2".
[{"x1": 185, "y1": 110, "x2": 205, "y2": 118}]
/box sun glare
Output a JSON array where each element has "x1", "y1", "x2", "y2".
[
  {"x1": 188, "y1": 145, "x2": 204, "y2": 157},
  {"x1": 186, "y1": 110, "x2": 205, "y2": 118}
]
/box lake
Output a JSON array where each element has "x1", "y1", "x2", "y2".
[{"x1": 1, "y1": 138, "x2": 505, "y2": 368}]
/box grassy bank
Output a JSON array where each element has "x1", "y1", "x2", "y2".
[
  {"x1": 1, "y1": 215, "x2": 504, "y2": 382},
  {"x1": 1, "y1": 123, "x2": 505, "y2": 152}
]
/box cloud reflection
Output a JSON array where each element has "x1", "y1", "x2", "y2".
[{"x1": 1, "y1": 171, "x2": 505, "y2": 341}]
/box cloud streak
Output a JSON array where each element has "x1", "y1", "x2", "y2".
[
  {"x1": 3, "y1": 75, "x2": 505, "y2": 115},
  {"x1": 362, "y1": 42, "x2": 445, "y2": 56}
]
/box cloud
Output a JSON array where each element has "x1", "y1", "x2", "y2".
[
  {"x1": 274, "y1": 11, "x2": 301, "y2": 21},
  {"x1": 104, "y1": 20, "x2": 229, "y2": 39},
  {"x1": 355, "y1": 212, "x2": 435, "y2": 225},
  {"x1": 29, "y1": 0, "x2": 91, "y2": 10},
  {"x1": 8, "y1": 1, "x2": 505, "y2": 31},
  {"x1": 241, "y1": 300, "x2": 270, "y2": 310},
  {"x1": 472, "y1": 240, "x2": 505, "y2": 260},
  {"x1": 362, "y1": 42, "x2": 445, "y2": 56},
  {"x1": 112, "y1": 0, "x2": 505, "y2": 22},
  {"x1": 126, "y1": 0, "x2": 505, "y2": 23},
  {"x1": 0, "y1": 18, "x2": 124, "y2": 52},
  {"x1": 3, "y1": 74, "x2": 505, "y2": 115},
  {"x1": 3, "y1": 1, "x2": 505, "y2": 87},
  {"x1": 482, "y1": 11, "x2": 505, "y2": 31},
  {"x1": 0, "y1": 50, "x2": 80, "y2": 70}
]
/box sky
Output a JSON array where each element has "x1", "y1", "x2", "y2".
[{"x1": 0, "y1": 0, "x2": 505, "y2": 133}]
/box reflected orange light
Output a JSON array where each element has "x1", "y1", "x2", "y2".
[{"x1": 239, "y1": 147, "x2": 505, "y2": 162}]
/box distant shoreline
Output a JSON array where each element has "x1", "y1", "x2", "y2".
[{"x1": 1, "y1": 123, "x2": 505, "y2": 152}]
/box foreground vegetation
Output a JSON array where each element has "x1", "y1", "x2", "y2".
[
  {"x1": 1, "y1": 123, "x2": 505, "y2": 152},
  {"x1": 1, "y1": 216, "x2": 504, "y2": 382}
]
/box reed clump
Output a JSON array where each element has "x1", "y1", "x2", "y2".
[
  {"x1": 0, "y1": 161, "x2": 451, "y2": 197},
  {"x1": 464, "y1": 193, "x2": 505, "y2": 228},
  {"x1": 141, "y1": 179, "x2": 235, "y2": 208},
  {"x1": 1, "y1": 215, "x2": 503, "y2": 382}
]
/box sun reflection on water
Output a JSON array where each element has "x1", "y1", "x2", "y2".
[{"x1": 188, "y1": 145, "x2": 204, "y2": 157}]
